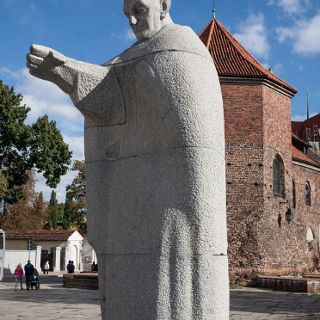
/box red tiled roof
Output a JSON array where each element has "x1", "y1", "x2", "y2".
[
  {"x1": 292, "y1": 146, "x2": 319, "y2": 167},
  {"x1": 199, "y1": 19, "x2": 297, "y2": 94},
  {"x1": 292, "y1": 133, "x2": 310, "y2": 148},
  {"x1": 303, "y1": 114, "x2": 320, "y2": 126},
  {"x1": 5, "y1": 230, "x2": 75, "y2": 241}
]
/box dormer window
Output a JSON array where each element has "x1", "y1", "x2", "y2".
[{"x1": 306, "y1": 128, "x2": 311, "y2": 140}]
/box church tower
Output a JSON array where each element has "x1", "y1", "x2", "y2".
[{"x1": 200, "y1": 18, "x2": 299, "y2": 280}]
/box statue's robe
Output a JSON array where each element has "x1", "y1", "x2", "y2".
[{"x1": 69, "y1": 23, "x2": 229, "y2": 320}]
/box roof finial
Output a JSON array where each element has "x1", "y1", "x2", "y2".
[
  {"x1": 307, "y1": 92, "x2": 310, "y2": 120},
  {"x1": 212, "y1": 0, "x2": 216, "y2": 19}
]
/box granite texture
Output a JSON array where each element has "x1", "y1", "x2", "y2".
[{"x1": 27, "y1": 2, "x2": 229, "y2": 318}]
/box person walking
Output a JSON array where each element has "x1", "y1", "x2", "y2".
[
  {"x1": 24, "y1": 260, "x2": 34, "y2": 290},
  {"x1": 43, "y1": 261, "x2": 50, "y2": 275},
  {"x1": 14, "y1": 263, "x2": 24, "y2": 291}
]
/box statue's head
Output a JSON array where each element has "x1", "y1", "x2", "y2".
[{"x1": 123, "y1": 0, "x2": 172, "y2": 43}]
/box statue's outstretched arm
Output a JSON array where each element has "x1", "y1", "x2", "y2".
[
  {"x1": 27, "y1": 45, "x2": 110, "y2": 107},
  {"x1": 27, "y1": 45, "x2": 75, "y2": 94}
]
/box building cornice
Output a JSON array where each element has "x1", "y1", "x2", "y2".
[
  {"x1": 292, "y1": 160, "x2": 320, "y2": 172},
  {"x1": 219, "y1": 76, "x2": 296, "y2": 98}
]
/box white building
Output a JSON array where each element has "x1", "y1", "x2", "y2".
[{"x1": 3, "y1": 230, "x2": 84, "y2": 275}]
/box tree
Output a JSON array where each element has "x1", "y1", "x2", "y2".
[
  {"x1": 0, "y1": 80, "x2": 72, "y2": 206},
  {"x1": 1, "y1": 171, "x2": 48, "y2": 230},
  {"x1": 65, "y1": 160, "x2": 87, "y2": 235},
  {"x1": 0, "y1": 174, "x2": 7, "y2": 199},
  {"x1": 47, "y1": 190, "x2": 64, "y2": 230},
  {"x1": 32, "y1": 191, "x2": 48, "y2": 228}
]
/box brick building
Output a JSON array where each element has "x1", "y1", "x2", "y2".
[
  {"x1": 293, "y1": 114, "x2": 320, "y2": 155},
  {"x1": 200, "y1": 18, "x2": 320, "y2": 280}
]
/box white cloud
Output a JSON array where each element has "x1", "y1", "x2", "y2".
[
  {"x1": 276, "y1": 14, "x2": 320, "y2": 55},
  {"x1": 276, "y1": 27, "x2": 295, "y2": 43},
  {"x1": 273, "y1": 63, "x2": 285, "y2": 75},
  {"x1": 12, "y1": 69, "x2": 83, "y2": 132},
  {"x1": 292, "y1": 114, "x2": 307, "y2": 121},
  {"x1": 0, "y1": 67, "x2": 20, "y2": 79},
  {"x1": 268, "y1": 0, "x2": 310, "y2": 15},
  {"x1": 292, "y1": 112, "x2": 315, "y2": 121},
  {"x1": 125, "y1": 29, "x2": 136, "y2": 41},
  {"x1": 234, "y1": 13, "x2": 270, "y2": 60},
  {"x1": 64, "y1": 135, "x2": 85, "y2": 161},
  {"x1": 111, "y1": 28, "x2": 136, "y2": 42}
]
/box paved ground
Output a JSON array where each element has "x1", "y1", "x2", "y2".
[{"x1": 1, "y1": 274, "x2": 320, "y2": 319}]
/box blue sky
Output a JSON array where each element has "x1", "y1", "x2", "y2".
[{"x1": 1, "y1": 0, "x2": 320, "y2": 201}]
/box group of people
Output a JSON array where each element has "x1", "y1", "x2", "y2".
[
  {"x1": 14, "y1": 260, "x2": 35, "y2": 290},
  {"x1": 66, "y1": 260, "x2": 75, "y2": 274},
  {"x1": 14, "y1": 260, "x2": 49, "y2": 290},
  {"x1": 14, "y1": 259, "x2": 84, "y2": 288}
]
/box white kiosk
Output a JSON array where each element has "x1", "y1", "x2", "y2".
[{"x1": 0, "y1": 229, "x2": 5, "y2": 281}]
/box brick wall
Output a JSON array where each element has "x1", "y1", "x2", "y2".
[
  {"x1": 222, "y1": 80, "x2": 320, "y2": 281},
  {"x1": 259, "y1": 86, "x2": 295, "y2": 272},
  {"x1": 256, "y1": 162, "x2": 320, "y2": 274},
  {"x1": 290, "y1": 163, "x2": 320, "y2": 269},
  {"x1": 221, "y1": 82, "x2": 265, "y2": 278}
]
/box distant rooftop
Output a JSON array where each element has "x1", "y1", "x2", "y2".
[
  {"x1": 199, "y1": 18, "x2": 297, "y2": 95},
  {"x1": 5, "y1": 230, "x2": 76, "y2": 241}
]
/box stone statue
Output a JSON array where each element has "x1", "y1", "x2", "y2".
[{"x1": 27, "y1": 0, "x2": 229, "y2": 319}]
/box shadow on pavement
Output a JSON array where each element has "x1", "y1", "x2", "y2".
[
  {"x1": 4, "y1": 274, "x2": 62, "y2": 284},
  {"x1": 230, "y1": 289, "x2": 320, "y2": 316},
  {"x1": 0, "y1": 288, "x2": 100, "y2": 305}
]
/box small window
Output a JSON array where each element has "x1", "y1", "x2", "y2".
[
  {"x1": 305, "y1": 182, "x2": 311, "y2": 206},
  {"x1": 306, "y1": 128, "x2": 311, "y2": 139},
  {"x1": 292, "y1": 180, "x2": 296, "y2": 209},
  {"x1": 273, "y1": 155, "x2": 285, "y2": 197}
]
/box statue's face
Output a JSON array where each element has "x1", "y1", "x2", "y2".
[{"x1": 124, "y1": 0, "x2": 164, "y2": 42}]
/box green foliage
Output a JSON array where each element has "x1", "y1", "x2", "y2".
[
  {"x1": 0, "y1": 175, "x2": 7, "y2": 199},
  {"x1": 65, "y1": 160, "x2": 87, "y2": 235},
  {"x1": 0, "y1": 80, "x2": 72, "y2": 205},
  {"x1": 47, "y1": 190, "x2": 64, "y2": 229},
  {"x1": 30, "y1": 116, "x2": 71, "y2": 188}
]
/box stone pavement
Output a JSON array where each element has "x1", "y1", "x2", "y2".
[
  {"x1": 230, "y1": 288, "x2": 320, "y2": 320},
  {"x1": 1, "y1": 274, "x2": 320, "y2": 319},
  {"x1": 0, "y1": 274, "x2": 100, "y2": 320}
]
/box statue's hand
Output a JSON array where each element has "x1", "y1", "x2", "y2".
[{"x1": 27, "y1": 45, "x2": 73, "y2": 94}]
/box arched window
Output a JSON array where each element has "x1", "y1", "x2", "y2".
[
  {"x1": 273, "y1": 155, "x2": 284, "y2": 197},
  {"x1": 305, "y1": 182, "x2": 311, "y2": 206},
  {"x1": 292, "y1": 180, "x2": 296, "y2": 209}
]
